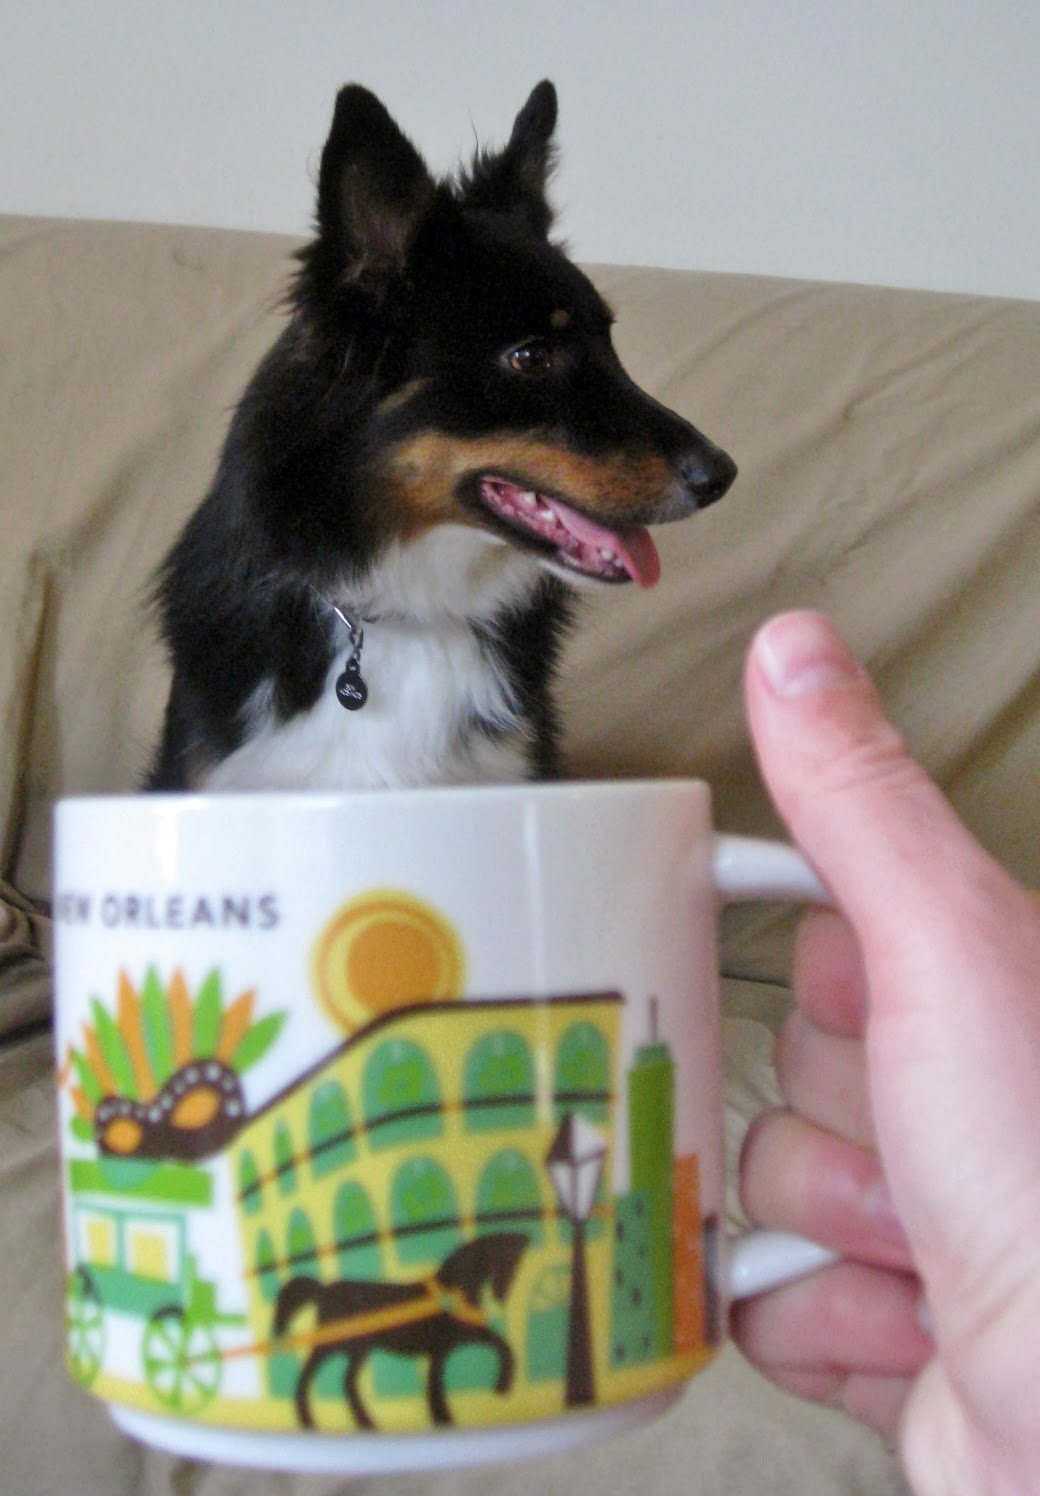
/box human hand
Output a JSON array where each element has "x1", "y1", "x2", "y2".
[{"x1": 732, "y1": 611, "x2": 1040, "y2": 1496}]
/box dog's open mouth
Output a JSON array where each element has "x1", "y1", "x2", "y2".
[{"x1": 478, "y1": 477, "x2": 660, "y2": 587}]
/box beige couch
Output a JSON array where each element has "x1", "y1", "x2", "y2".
[{"x1": 3, "y1": 213, "x2": 1039, "y2": 1495}]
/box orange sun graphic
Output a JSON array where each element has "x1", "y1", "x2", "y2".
[{"x1": 311, "y1": 889, "x2": 467, "y2": 1034}]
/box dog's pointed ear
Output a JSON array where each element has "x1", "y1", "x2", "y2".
[
  {"x1": 460, "y1": 80, "x2": 559, "y2": 234},
  {"x1": 313, "y1": 85, "x2": 436, "y2": 298}
]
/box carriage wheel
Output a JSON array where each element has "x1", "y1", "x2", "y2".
[
  {"x1": 66, "y1": 1266, "x2": 104, "y2": 1388},
  {"x1": 142, "y1": 1306, "x2": 221, "y2": 1414}
]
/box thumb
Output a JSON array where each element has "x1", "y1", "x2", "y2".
[
  {"x1": 744, "y1": 611, "x2": 1003, "y2": 939},
  {"x1": 745, "y1": 610, "x2": 1040, "y2": 1280}
]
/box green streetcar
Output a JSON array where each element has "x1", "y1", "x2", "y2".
[{"x1": 65, "y1": 1158, "x2": 246, "y2": 1414}]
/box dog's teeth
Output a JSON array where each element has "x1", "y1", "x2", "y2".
[
  {"x1": 522, "y1": 492, "x2": 538, "y2": 506},
  {"x1": 599, "y1": 548, "x2": 616, "y2": 560}
]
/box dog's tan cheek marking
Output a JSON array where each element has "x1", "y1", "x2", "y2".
[
  {"x1": 381, "y1": 433, "x2": 468, "y2": 527},
  {"x1": 382, "y1": 432, "x2": 676, "y2": 527}
]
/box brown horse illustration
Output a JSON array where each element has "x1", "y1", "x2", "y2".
[{"x1": 272, "y1": 1231, "x2": 529, "y2": 1429}]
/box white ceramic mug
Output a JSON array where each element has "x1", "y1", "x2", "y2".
[{"x1": 53, "y1": 780, "x2": 834, "y2": 1474}]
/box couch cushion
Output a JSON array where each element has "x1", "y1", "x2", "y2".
[
  {"x1": 2, "y1": 216, "x2": 1038, "y2": 987},
  {"x1": 0, "y1": 216, "x2": 297, "y2": 906},
  {"x1": 0, "y1": 881, "x2": 51, "y2": 1039}
]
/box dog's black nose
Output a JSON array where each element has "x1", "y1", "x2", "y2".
[{"x1": 680, "y1": 448, "x2": 738, "y2": 509}]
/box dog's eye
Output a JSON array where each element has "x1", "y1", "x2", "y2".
[{"x1": 504, "y1": 338, "x2": 554, "y2": 376}]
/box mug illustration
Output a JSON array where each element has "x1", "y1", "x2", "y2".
[{"x1": 59, "y1": 890, "x2": 722, "y2": 1433}]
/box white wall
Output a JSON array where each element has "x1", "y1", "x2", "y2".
[{"x1": 4, "y1": 0, "x2": 1039, "y2": 300}]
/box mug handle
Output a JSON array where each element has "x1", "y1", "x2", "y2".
[
  {"x1": 712, "y1": 834, "x2": 840, "y2": 1301},
  {"x1": 713, "y1": 834, "x2": 828, "y2": 906}
]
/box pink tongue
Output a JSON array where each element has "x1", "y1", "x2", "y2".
[{"x1": 549, "y1": 498, "x2": 661, "y2": 588}]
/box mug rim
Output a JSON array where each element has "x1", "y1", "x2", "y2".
[{"x1": 54, "y1": 776, "x2": 712, "y2": 816}]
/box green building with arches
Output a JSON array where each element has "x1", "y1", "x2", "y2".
[{"x1": 228, "y1": 991, "x2": 623, "y2": 1427}]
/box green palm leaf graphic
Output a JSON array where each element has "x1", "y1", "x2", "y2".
[
  {"x1": 91, "y1": 997, "x2": 137, "y2": 1098},
  {"x1": 140, "y1": 966, "x2": 175, "y2": 1084},
  {"x1": 230, "y1": 1011, "x2": 286, "y2": 1074},
  {"x1": 70, "y1": 1048, "x2": 104, "y2": 1106},
  {"x1": 193, "y1": 969, "x2": 224, "y2": 1056}
]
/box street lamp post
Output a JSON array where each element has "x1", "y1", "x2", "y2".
[{"x1": 546, "y1": 1112, "x2": 608, "y2": 1407}]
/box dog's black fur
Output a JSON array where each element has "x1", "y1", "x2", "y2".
[{"x1": 149, "y1": 82, "x2": 736, "y2": 791}]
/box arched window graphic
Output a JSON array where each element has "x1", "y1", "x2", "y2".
[
  {"x1": 363, "y1": 1038, "x2": 443, "y2": 1149},
  {"x1": 256, "y1": 1225, "x2": 297, "y2": 1398},
  {"x1": 462, "y1": 1031, "x2": 535, "y2": 1131},
  {"x1": 308, "y1": 1079, "x2": 356, "y2": 1177},
  {"x1": 333, "y1": 1181, "x2": 382, "y2": 1279},
  {"x1": 475, "y1": 1149, "x2": 544, "y2": 1243},
  {"x1": 286, "y1": 1207, "x2": 319, "y2": 1276},
  {"x1": 390, "y1": 1156, "x2": 462, "y2": 1265},
  {"x1": 273, "y1": 1119, "x2": 297, "y2": 1196},
  {"x1": 238, "y1": 1149, "x2": 261, "y2": 1215},
  {"x1": 254, "y1": 1228, "x2": 279, "y2": 1303},
  {"x1": 554, "y1": 1022, "x2": 610, "y2": 1122},
  {"x1": 527, "y1": 1264, "x2": 571, "y2": 1382}
]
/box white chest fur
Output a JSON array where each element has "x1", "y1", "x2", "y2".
[{"x1": 201, "y1": 528, "x2": 545, "y2": 792}]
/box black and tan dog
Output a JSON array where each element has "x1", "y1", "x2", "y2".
[{"x1": 149, "y1": 82, "x2": 736, "y2": 792}]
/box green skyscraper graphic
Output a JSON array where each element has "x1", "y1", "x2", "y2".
[{"x1": 626, "y1": 998, "x2": 675, "y2": 1356}]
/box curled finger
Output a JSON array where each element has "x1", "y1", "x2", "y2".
[
  {"x1": 775, "y1": 1007, "x2": 874, "y2": 1149},
  {"x1": 740, "y1": 1107, "x2": 914, "y2": 1270},
  {"x1": 731, "y1": 1259, "x2": 932, "y2": 1438}
]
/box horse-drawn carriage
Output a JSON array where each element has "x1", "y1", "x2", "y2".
[{"x1": 64, "y1": 1155, "x2": 531, "y2": 1429}]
